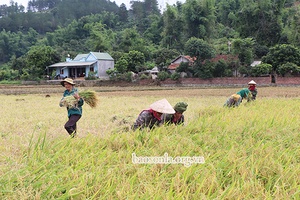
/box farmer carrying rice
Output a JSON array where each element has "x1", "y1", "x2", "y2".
[
  {"x1": 59, "y1": 78, "x2": 84, "y2": 137},
  {"x1": 132, "y1": 98, "x2": 175, "y2": 130},
  {"x1": 224, "y1": 88, "x2": 251, "y2": 107},
  {"x1": 248, "y1": 80, "x2": 257, "y2": 101},
  {"x1": 161, "y1": 102, "x2": 188, "y2": 125}
]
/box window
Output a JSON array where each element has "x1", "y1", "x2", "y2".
[{"x1": 90, "y1": 67, "x2": 94, "y2": 72}]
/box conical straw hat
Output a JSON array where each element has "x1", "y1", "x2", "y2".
[
  {"x1": 248, "y1": 80, "x2": 256, "y2": 85},
  {"x1": 149, "y1": 99, "x2": 175, "y2": 114}
]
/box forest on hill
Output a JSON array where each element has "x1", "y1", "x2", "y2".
[{"x1": 1, "y1": 0, "x2": 300, "y2": 81}]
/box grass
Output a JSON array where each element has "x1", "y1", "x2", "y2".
[{"x1": 0, "y1": 86, "x2": 299, "y2": 199}]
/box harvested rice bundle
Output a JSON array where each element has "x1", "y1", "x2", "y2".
[
  {"x1": 61, "y1": 90, "x2": 98, "y2": 108},
  {"x1": 61, "y1": 95, "x2": 78, "y2": 109},
  {"x1": 78, "y1": 90, "x2": 98, "y2": 108}
]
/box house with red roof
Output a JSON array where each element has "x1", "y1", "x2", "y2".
[{"x1": 167, "y1": 55, "x2": 196, "y2": 74}]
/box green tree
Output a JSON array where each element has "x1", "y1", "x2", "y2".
[
  {"x1": 184, "y1": 37, "x2": 215, "y2": 78},
  {"x1": 127, "y1": 50, "x2": 145, "y2": 73},
  {"x1": 182, "y1": 0, "x2": 216, "y2": 39},
  {"x1": 161, "y1": 5, "x2": 184, "y2": 50},
  {"x1": 25, "y1": 45, "x2": 60, "y2": 79},
  {"x1": 85, "y1": 22, "x2": 115, "y2": 52},
  {"x1": 184, "y1": 37, "x2": 215, "y2": 61},
  {"x1": 250, "y1": 63, "x2": 272, "y2": 77},
  {"x1": 262, "y1": 44, "x2": 300, "y2": 75},
  {"x1": 278, "y1": 62, "x2": 300, "y2": 77},
  {"x1": 232, "y1": 38, "x2": 255, "y2": 66},
  {"x1": 153, "y1": 48, "x2": 180, "y2": 70},
  {"x1": 235, "y1": 0, "x2": 283, "y2": 46},
  {"x1": 115, "y1": 58, "x2": 128, "y2": 73}
]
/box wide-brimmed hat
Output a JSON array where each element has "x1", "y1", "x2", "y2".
[
  {"x1": 248, "y1": 80, "x2": 256, "y2": 85},
  {"x1": 149, "y1": 99, "x2": 175, "y2": 114},
  {"x1": 61, "y1": 78, "x2": 75, "y2": 86},
  {"x1": 174, "y1": 102, "x2": 188, "y2": 113}
]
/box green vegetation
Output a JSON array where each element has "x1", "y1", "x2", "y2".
[
  {"x1": 1, "y1": 0, "x2": 300, "y2": 80},
  {"x1": 0, "y1": 87, "x2": 299, "y2": 199}
]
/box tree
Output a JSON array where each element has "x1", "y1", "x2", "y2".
[
  {"x1": 184, "y1": 37, "x2": 215, "y2": 61},
  {"x1": 232, "y1": 38, "x2": 255, "y2": 66},
  {"x1": 250, "y1": 63, "x2": 272, "y2": 77},
  {"x1": 117, "y1": 50, "x2": 145, "y2": 73},
  {"x1": 184, "y1": 37, "x2": 215, "y2": 78},
  {"x1": 161, "y1": 5, "x2": 184, "y2": 50},
  {"x1": 115, "y1": 58, "x2": 129, "y2": 73},
  {"x1": 182, "y1": 0, "x2": 216, "y2": 39},
  {"x1": 25, "y1": 45, "x2": 60, "y2": 80},
  {"x1": 153, "y1": 48, "x2": 180, "y2": 70},
  {"x1": 234, "y1": 0, "x2": 283, "y2": 46},
  {"x1": 278, "y1": 62, "x2": 300, "y2": 77},
  {"x1": 262, "y1": 44, "x2": 300, "y2": 75}
]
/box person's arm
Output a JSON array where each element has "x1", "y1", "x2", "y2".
[
  {"x1": 59, "y1": 92, "x2": 66, "y2": 107},
  {"x1": 133, "y1": 111, "x2": 149, "y2": 130},
  {"x1": 74, "y1": 93, "x2": 84, "y2": 106}
]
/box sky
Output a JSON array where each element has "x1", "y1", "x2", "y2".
[{"x1": 2, "y1": 0, "x2": 185, "y2": 11}]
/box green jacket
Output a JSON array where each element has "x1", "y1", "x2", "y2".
[
  {"x1": 60, "y1": 88, "x2": 84, "y2": 117},
  {"x1": 236, "y1": 88, "x2": 250, "y2": 99}
]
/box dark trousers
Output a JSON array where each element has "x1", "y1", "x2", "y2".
[{"x1": 65, "y1": 114, "x2": 81, "y2": 135}]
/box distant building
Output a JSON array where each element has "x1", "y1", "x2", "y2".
[
  {"x1": 48, "y1": 52, "x2": 114, "y2": 79},
  {"x1": 251, "y1": 61, "x2": 262, "y2": 67},
  {"x1": 167, "y1": 55, "x2": 195, "y2": 74}
]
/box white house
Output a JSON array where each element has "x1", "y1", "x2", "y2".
[{"x1": 48, "y1": 52, "x2": 114, "y2": 79}]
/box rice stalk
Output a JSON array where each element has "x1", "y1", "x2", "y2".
[
  {"x1": 79, "y1": 90, "x2": 99, "y2": 108},
  {"x1": 61, "y1": 90, "x2": 98, "y2": 108}
]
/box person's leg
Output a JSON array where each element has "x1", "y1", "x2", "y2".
[
  {"x1": 65, "y1": 114, "x2": 81, "y2": 137},
  {"x1": 235, "y1": 97, "x2": 243, "y2": 107}
]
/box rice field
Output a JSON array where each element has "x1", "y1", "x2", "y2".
[{"x1": 0, "y1": 86, "x2": 299, "y2": 199}]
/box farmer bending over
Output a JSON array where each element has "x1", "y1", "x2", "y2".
[
  {"x1": 224, "y1": 88, "x2": 251, "y2": 108},
  {"x1": 132, "y1": 98, "x2": 175, "y2": 130},
  {"x1": 161, "y1": 102, "x2": 188, "y2": 125},
  {"x1": 248, "y1": 80, "x2": 257, "y2": 101}
]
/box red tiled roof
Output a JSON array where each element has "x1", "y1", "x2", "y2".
[
  {"x1": 168, "y1": 63, "x2": 180, "y2": 70},
  {"x1": 183, "y1": 55, "x2": 196, "y2": 62},
  {"x1": 168, "y1": 55, "x2": 195, "y2": 70}
]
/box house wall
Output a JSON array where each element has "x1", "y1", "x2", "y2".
[
  {"x1": 55, "y1": 68, "x2": 67, "y2": 78},
  {"x1": 85, "y1": 63, "x2": 97, "y2": 77},
  {"x1": 97, "y1": 60, "x2": 114, "y2": 79}
]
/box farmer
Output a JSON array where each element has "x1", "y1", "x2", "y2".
[
  {"x1": 132, "y1": 98, "x2": 175, "y2": 130},
  {"x1": 161, "y1": 102, "x2": 188, "y2": 125},
  {"x1": 59, "y1": 78, "x2": 84, "y2": 137},
  {"x1": 224, "y1": 88, "x2": 251, "y2": 107},
  {"x1": 248, "y1": 80, "x2": 257, "y2": 101}
]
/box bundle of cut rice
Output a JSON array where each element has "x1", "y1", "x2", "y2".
[
  {"x1": 61, "y1": 95, "x2": 78, "y2": 109},
  {"x1": 78, "y1": 90, "x2": 98, "y2": 108},
  {"x1": 62, "y1": 90, "x2": 98, "y2": 108}
]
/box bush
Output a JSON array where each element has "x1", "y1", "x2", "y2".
[
  {"x1": 85, "y1": 71, "x2": 98, "y2": 80},
  {"x1": 139, "y1": 74, "x2": 150, "y2": 80},
  {"x1": 170, "y1": 72, "x2": 180, "y2": 80},
  {"x1": 119, "y1": 72, "x2": 133, "y2": 82},
  {"x1": 250, "y1": 63, "x2": 272, "y2": 77},
  {"x1": 157, "y1": 71, "x2": 170, "y2": 81}
]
